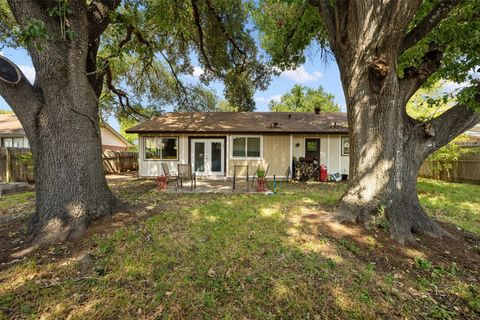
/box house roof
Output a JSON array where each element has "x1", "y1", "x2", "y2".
[
  {"x1": 126, "y1": 112, "x2": 349, "y2": 134},
  {"x1": 100, "y1": 121, "x2": 133, "y2": 148},
  {"x1": 466, "y1": 124, "x2": 480, "y2": 137},
  {"x1": 0, "y1": 113, "x2": 25, "y2": 136},
  {"x1": 0, "y1": 114, "x2": 132, "y2": 147}
]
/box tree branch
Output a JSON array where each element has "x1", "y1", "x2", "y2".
[
  {"x1": 280, "y1": 4, "x2": 307, "y2": 59},
  {"x1": 87, "y1": 0, "x2": 121, "y2": 41},
  {"x1": 0, "y1": 60, "x2": 42, "y2": 132},
  {"x1": 159, "y1": 51, "x2": 190, "y2": 99},
  {"x1": 400, "y1": 0, "x2": 461, "y2": 53},
  {"x1": 309, "y1": 0, "x2": 336, "y2": 44},
  {"x1": 203, "y1": 0, "x2": 247, "y2": 59},
  {"x1": 190, "y1": 0, "x2": 215, "y2": 75},
  {"x1": 424, "y1": 87, "x2": 480, "y2": 152},
  {"x1": 104, "y1": 65, "x2": 148, "y2": 120},
  {"x1": 399, "y1": 43, "x2": 445, "y2": 104}
]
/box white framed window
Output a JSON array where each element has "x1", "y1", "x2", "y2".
[
  {"x1": 2, "y1": 138, "x2": 12, "y2": 148},
  {"x1": 230, "y1": 135, "x2": 262, "y2": 159},
  {"x1": 144, "y1": 136, "x2": 179, "y2": 160},
  {"x1": 13, "y1": 138, "x2": 24, "y2": 148},
  {"x1": 341, "y1": 136, "x2": 350, "y2": 156}
]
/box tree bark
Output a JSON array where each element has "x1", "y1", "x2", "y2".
[
  {"x1": 316, "y1": 0, "x2": 480, "y2": 244},
  {"x1": 333, "y1": 79, "x2": 447, "y2": 243},
  {"x1": 27, "y1": 87, "x2": 113, "y2": 244},
  {"x1": 332, "y1": 58, "x2": 446, "y2": 244},
  {"x1": 1, "y1": 0, "x2": 117, "y2": 244}
]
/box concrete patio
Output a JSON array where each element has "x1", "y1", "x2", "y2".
[
  {"x1": 161, "y1": 178, "x2": 268, "y2": 194},
  {"x1": 105, "y1": 173, "x2": 275, "y2": 193}
]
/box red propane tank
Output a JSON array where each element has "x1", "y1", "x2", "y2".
[{"x1": 319, "y1": 164, "x2": 328, "y2": 182}]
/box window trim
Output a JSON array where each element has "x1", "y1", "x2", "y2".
[
  {"x1": 341, "y1": 136, "x2": 350, "y2": 156},
  {"x1": 143, "y1": 136, "x2": 179, "y2": 161},
  {"x1": 230, "y1": 135, "x2": 263, "y2": 160},
  {"x1": 304, "y1": 138, "x2": 321, "y2": 159}
]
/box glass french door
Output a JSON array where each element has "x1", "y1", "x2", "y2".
[{"x1": 191, "y1": 139, "x2": 224, "y2": 176}]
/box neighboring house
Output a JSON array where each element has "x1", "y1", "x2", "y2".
[
  {"x1": 459, "y1": 123, "x2": 480, "y2": 147},
  {"x1": 100, "y1": 121, "x2": 133, "y2": 151},
  {"x1": 0, "y1": 114, "x2": 132, "y2": 151},
  {"x1": 465, "y1": 123, "x2": 480, "y2": 138},
  {"x1": 0, "y1": 114, "x2": 29, "y2": 148},
  {"x1": 126, "y1": 112, "x2": 350, "y2": 178}
]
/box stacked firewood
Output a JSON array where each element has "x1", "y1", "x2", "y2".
[{"x1": 294, "y1": 161, "x2": 320, "y2": 181}]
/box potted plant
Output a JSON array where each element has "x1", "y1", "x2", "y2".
[
  {"x1": 256, "y1": 166, "x2": 266, "y2": 178},
  {"x1": 256, "y1": 166, "x2": 267, "y2": 192}
]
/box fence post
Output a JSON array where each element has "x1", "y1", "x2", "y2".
[
  {"x1": 5, "y1": 148, "x2": 10, "y2": 183},
  {"x1": 116, "y1": 152, "x2": 120, "y2": 173}
]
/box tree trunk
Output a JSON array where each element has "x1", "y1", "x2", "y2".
[
  {"x1": 0, "y1": 0, "x2": 123, "y2": 244},
  {"x1": 333, "y1": 55, "x2": 447, "y2": 244},
  {"x1": 308, "y1": 0, "x2": 467, "y2": 244},
  {"x1": 27, "y1": 85, "x2": 113, "y2": 244}
]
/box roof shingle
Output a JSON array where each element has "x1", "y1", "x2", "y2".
[
  {"x1": 0, "y1": 114, "x2": 25, "y2": 136},
  {"x1": 126, "y1": 112, "x2": 349, "y2": 134}
]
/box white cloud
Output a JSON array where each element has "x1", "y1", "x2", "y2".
[
  {"x1": 18, "y1": 65, "x2": 35, "y2": 83},
  {"x1": 255, "y1": 94, "x2": 281, "y2": 104},
  {"x1": 442, "y1": 69, "x2": 480, "y2": 92},
  {"x1": 279, "y1": 66, "x2": 323, "y2": 83},
  {"x1": 443, "y1": 80, "x2": 469, "y2": 92},
  {"x1": 193, "y1": 66, "x2": 204, "y2": 78}
]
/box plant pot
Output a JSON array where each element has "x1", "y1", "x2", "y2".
[
  {"x1": 256, "y1": 177, "x2": 267, "y2": 192},
  {"x1": 257, "y1": 170, "x2": 265, "y2": 178}
]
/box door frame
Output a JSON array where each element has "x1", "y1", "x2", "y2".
[
  {"x1": 188, "y1": 136, "x2": 227, "y2": 176},
  {"x1": 305, "y1": 138, "x2": 321, "y2": 160}
]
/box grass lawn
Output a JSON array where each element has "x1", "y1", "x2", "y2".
[
  {"x1": 0, "y1": 191, "x2": 34, "y2": 210},
  {"x1": 417, "y1": 178, "x2": 480, "y2": 236},
  {"x1": 0, "y1": 178, "x2": 479, "y2": 319}
]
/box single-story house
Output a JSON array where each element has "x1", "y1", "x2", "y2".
[
  {"x1": 466, "y1": 124, "x2": 480, "y2": 137},
  {"x1": 460, "y1": 124, "x2": 480, "y2": 147},
  {"x1": 0, "y1": 114, "x2": 132, "y2": 151},
  {"x1": 126, "y1": 112, "x2": 350, "y2": 179}
]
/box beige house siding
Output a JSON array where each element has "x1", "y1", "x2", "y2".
[
  {"x1": 227, "y1": 135, "x2": 290, "y2": 177},
  {"x1": 137, "y1": 133, "x2": 349, "y2": 178},
  {"x1": 100, "y1": 127, "x2": 129, "y2": 150},
  {"x1": 292, "y1": 134, "x2": 349, "y2": 175},
  {"x1": 340, "y1": 155, "x2": 349, "y2": 175}
]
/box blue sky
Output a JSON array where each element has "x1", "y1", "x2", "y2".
[{"x1": 0, "y1": 46, "x2": 346, "y2": 131}]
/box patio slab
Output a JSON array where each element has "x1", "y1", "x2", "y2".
[
  {"x1": 161, "y1": 179, "x2": 269, "y2": 194},
  {"x1": 0, "y1": 182, "x2": 30, "y2": 195}
]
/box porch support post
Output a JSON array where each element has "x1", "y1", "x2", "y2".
[
  {"x1": 327, "y1": 135, "x2": 330, "y2": 169},
  {"x1": 289, "y1": 134, "x2": 293, "y2": 172},
  {"x1": 226, "y1": 134, "x2": 229, "y2": 178},
  {"x1": 338, "y1": 137, "x2": 341, "y2": 174}
]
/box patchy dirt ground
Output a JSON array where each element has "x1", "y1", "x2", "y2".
[
  {"x1": 0, "y1": 176, "x2": 479, "y2": 319},
  {"x1": 0, "y1": 175, "x2": 156, "y2": 267}
]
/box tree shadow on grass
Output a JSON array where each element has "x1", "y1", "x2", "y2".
[
  {"x1": 1, "y1": 181, "x2": 479, "y2": 319},
  {"x1": 0, "y1": 190, "x2": 382, "y2": 319}
]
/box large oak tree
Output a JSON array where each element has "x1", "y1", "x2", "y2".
[
  {"x1": 0, "y1": 0, "x2": 269, "y2": 244},
  {"x1": 257, "y1": 0, "x2": 480, "y2": 243}
]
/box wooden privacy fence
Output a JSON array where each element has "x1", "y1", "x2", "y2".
[
  {"x1": 0, "y1": 147, "x2": 34, "y2": 183},
  {"x1": 0, "y1": 148, "x2": 138, "y2": 182},
  {"x1": 102, "y1": 150, "x2": 138, "y2": 174},
  {"x1": 419, "y1": 148, "x2": 480, "y2": 184}
]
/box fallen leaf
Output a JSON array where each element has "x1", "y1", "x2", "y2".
[{"x1": 208, "y1": 268, "x2": 216, "y2": 278}]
